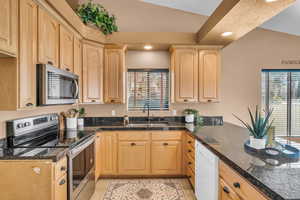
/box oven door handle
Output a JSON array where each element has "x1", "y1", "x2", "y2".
[{"x1": 69, "y1": 136, "x2": 95, "y2": 157}]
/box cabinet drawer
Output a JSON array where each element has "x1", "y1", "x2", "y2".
[
  {"x1": 55, "y1": 174, "x2": 67, "y2": 200},
  {"x1": 187, "y1": 165, "x2": 195, "y2": 188},
  {"x1": 152, "y1": 131, "x2": 182, "y2": 141},
  {"x1": 219, "y1": 161, "x2": 269, "y2": 200},
  {"x1": 118, "y1": 131, "x2": 150, "y2": 141},
  {"x1": 55, "y1": 157, "x2": 67, "y2": 179}
]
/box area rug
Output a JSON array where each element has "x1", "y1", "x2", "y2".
[{"x1": 102, "y1": 179, "x2": 186, "y2": 200}]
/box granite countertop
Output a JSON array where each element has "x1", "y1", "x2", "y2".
[{"x1": 87, "y1": 122, "x2": 300, "y2": 200}]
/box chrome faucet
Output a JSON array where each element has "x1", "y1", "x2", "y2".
[{"x1": 143, "y1": 103, "x2": 151, "y2": 124}]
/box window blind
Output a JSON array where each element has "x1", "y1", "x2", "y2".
[{"x1": 128, "y1": 69, "x2": 169, "y2": 111}]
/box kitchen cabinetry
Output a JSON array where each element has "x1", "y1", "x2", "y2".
[
  {"x1": 199, "y1": 50, "x2": 220, "y2": 102},
  {"x1": 73, "y1": 36, "x2": 82, "y2": 102},
  {"x1": 38, "y1": 8, "x2": 59, "y2": 66},
  {"x1": 19, "y1": 0, "x2": 38, "y2": 109},
  {"x1": 219, "y1": 161, "x2": 269, "y2": 200},
  {"x1": 0, "y1": 0, "x2": 18, "y2": 56},
  {"x1": 171, "y1": 48, "x2": 199, "y2": 103},
  {"x1": 59, "y1": 25, "x2": 74, "y2": 72},
  {"x1": 104, "y1": 46, "x2": 126, "y2": 104},
  {"x1": 0, "y1": 157, "x2": 68, "y2": 200},
  {"x1": 82, "y1": 41, "x2": 104, "y2": 103},
  {"x1": 99, "y1": 132, "x2": 117, "y2": 175}
]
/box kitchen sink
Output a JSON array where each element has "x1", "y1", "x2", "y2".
[{"x1": 127, "y1": 123, "x2": 169, "y2": 127}]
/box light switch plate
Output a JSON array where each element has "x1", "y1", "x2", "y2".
[{"x1": 112, "y1": 110, "x2": 116, "y2": 116}]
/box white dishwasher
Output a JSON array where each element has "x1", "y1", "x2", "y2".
[{"x1": 195, "y1": 140, "x2": 219, "y2": 200}]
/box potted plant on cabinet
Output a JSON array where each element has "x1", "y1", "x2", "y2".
[
  {"x1": 183, "y1": 109, "x2": 199, "y2": 123},
  {"x1": 234, "y1": 106, "x2": 274, "y2": 149}
]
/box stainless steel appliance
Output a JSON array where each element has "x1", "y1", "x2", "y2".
[
  {"x1": 37, "y1": 64, "x2": 79, "y2": 106},
  {"x1": 6, "y1": 114, "x2": 96, "y2": 200}
]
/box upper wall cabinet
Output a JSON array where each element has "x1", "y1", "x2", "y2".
[
  {"x1": 171, "y1": 48, "x2": 199, "y2": 103},
  {"x1": 199, "y1": 50, "x2": 220, "y2": 103},
  {"x1": 38, "y1": 8, "x2": 59, "y2": 67},
  {"x1": 104, "y1": 46, "x2": 126, "y2": 104},
  {"x1": 19, "y1": 0, "x2": 38, "y2": 109},
  {"x1": 59, "y1": 25, "x2": 74, "y2": 72},
  {"x1": 82, "y1": 41, "x2": 104, "y2": 104},
  {"x1": 0, "y1": 0, "x2": 18, "y2": 56}
]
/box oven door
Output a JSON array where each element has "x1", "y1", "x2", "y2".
[
  {"x1": 68, "y1": 138, "x2": 95, "y2": 200},
  {"x1": 37, "y1": 64, "x2": 79, "y2": 106}
]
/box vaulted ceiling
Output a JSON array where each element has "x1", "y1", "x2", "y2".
[{"x1": 143, "y1": 0, "x2": 300, "y2": 36}]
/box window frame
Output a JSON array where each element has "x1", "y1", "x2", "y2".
[{"x1": 127, "y1": 68, "x2": 170, "y2": 111}]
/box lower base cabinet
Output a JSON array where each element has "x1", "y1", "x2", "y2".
[
  {"x1": 0, "y1": 157, "x2": 67, "y2": 200},
  {"x1": 118, "y1": 141, "x2": 150, "y2": 175},
  {"x1": 151, "y1": 141, "x2": 182, "y2": 175}
]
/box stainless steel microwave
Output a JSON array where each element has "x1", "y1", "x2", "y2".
[{"x1": 37, "y1": 64, "x2": 79, "y2": 106}]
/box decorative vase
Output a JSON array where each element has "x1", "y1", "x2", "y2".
[
  {"x1": 77, "y1": 118, "x2": 84, "y2": 129},
  {"x1": 250, "y1": 136, "x2": 266, "y2": 149},
  {"x1": 185, "y1": 114, "x2": 194, "y2": 123},
  {"x1": 66, "y1": 118, "x2": 77, "y2": 129}
]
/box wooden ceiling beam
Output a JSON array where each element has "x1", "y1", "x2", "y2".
[{"x1": 197, "y1": 0, "x2": 295, "y2": 46}]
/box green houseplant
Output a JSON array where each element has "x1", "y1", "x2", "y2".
[
  {"x1": 183, "y1": 109, "x2": 199, "y2": 123},
  {"x1": 233, "y1": 106, "x2": 274, "y2": 149},
  {"x1": 76, "y1": 0, "x2": 118, "y2": 35}
]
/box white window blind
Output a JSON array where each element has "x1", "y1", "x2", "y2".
[
  {"x1": 262, "y1": 69, "x2": 300, "y2": 136},
  {"x1": 128, "y1": 69, "x2": 169, "y2": 111}
]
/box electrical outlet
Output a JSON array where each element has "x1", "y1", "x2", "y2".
[
  {"x1": 172, "y1": 109, "x2": 177, "y2": 116},
  {"x1": 112, "y1": 110, "x2": 116, "y2": 116}
]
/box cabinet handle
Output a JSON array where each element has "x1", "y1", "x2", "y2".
[
  {"x1": 208, "y1": 99, "x2": 212, "y2": 103},
  {"x1": 111, "y1": 99, "x2": 115, "y2": 103},
  {"x1": 60, "y1": 166, "x2": 66, "y2": 171},
  {"x1": 59, "y1": 179, "x2": 66, "y2": 186},
  {"x1": 163, "y1": 142, "x2": 169, "y2": 146},
  {"x1": 66, "y1": 68, "x2": 70, "y2": 72},
  {"x1": 188, "y1": 175, "x2": 192, "y2": 178},
  {"x1": 233, "y1": 182, "x2": 241, "y2": 188},
  {"x1": 188, "y1": 149, "x2": 192, "y2": 153},
  {"x1": 47, "y1": 61, "x2": 53, "y2": 65},
  {"x1": 184, "y1": 99, "x2": 188, "y2": 102},
  {"x1": 188, "y1": 141, "x2": 192, "y2": 144},
  {"x1": 131, "y1": 143, "x2": 136, "y2": 146},
  {"x1": 223, "y1": 186, "x2": 230, "y2": 194},
  {"x1": 91, "y1": 100, "x2": 96, "y2": 102},
  {"x1": 188, "y1": 162, "x2": 192, "y2": 165},
  {"x1": 26, "y1": 103, "x2": 33, "y2": 107}
]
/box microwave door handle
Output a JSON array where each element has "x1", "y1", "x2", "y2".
[{"x1": 74, "y1": 80, "x2": 79, "y2": 98}]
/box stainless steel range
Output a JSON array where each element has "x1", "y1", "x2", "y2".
[{"x1": 6, "y1": 114, "x2": 96, "y2": 200}]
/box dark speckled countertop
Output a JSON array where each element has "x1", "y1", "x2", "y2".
[{"x1": 87, "y1": 122, "x2": 300, "y2": 200}]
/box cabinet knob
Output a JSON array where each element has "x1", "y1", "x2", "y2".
[
  {"x1": 223, "y1": 186, "x2": 230, "y2": 194},
  {"x1": 47, "y1": 61, "x2": 53, "y2": 65},
  {"x1": 163, "y1": 142, "x2": 169, "y2": 146},
  {"x1": 26, "y1": 103, "x2": 33, "y2": 107},
  {"x1": 59, "y1": 179, "x2": 66, "y2": 186},
  {"x1": 60, "y1": 166, "x2": 66, "y2": 171},
  {"x1": 184, "y1": 99, "x2": 188, "y2": 102},
  {"x1": 91, "y1": 100, "x2": 96, "y2": 102},
  {"x1": 208, "y1": 99, "x2": 212, "y2": 103},
  {"x1": 188, "y1": 162, "x2": 192, "y2": 165},
  {"x1": 111, "y1": 99, "x2": 115, "y2": 103},
  {"x1": 188, "y1": 175, "x2": 192, "y2": 178},
  {"x1": 131, "y1": 143, "x2": 136, "y2": 146},
  {"x1": 188, "y1": 149, "x2": 192, "y2": 153},
  {"x1": 66, "y1": 68, "x2": 70, "y2": 72},
  {"x1": 233, "y1": 182, "x2": 241, "y2": 188},
  {"x1": 188, "y1": 141, "x2": 192, "y2": 144}
]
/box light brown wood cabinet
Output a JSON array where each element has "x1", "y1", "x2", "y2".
[
  {"x1": 118, "y1": 141, "x2": 151, "y2": 175},
  {"x1": 219, "y1": 161, "x2": 269, "y2": 200},
  {"x1": 38, "y1": 8, "x2": 59, "y2": 66},
  {"x1": 59, "y1": 25, "x2": 74, "y2": 72},
  {"x1": 151, "y1": 141, "x2": 182, "y2": 175},
  {"x1": 104, "y1": 46, "x2": 126, "y2": 104},
  {"x1": 99, "y1": 132, "x2": 118, "y2": 175},
  {"x1": 199, "y1": 50, "x2": 220, "y2": 102},
  {"x1": 0, "y1": 157, "x2": 68, "y2": 200},
  {"x1": 18, "y1": 0, "x2": 38, "y2": 109},
  {"x1": 82, "y1": 41, "x2": 104, "y2": 103},
  {"x1": 95, "y1": 133, "x2": 101, "y2": 180},
  {"x1": 0, "y1": 0, "x2": 18, "y2": 56},
  {"x1": 74, "y1": 36, "x2": 83, "y2": 102},
  {"x1": 171, "y1": 48, "x2": 199, "y2": 103}
]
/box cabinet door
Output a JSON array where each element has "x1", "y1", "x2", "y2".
[
  {"x1": 74, "y1": 36, "x2": 82, "y2": 102},
  {"x1": 118, "y1": 141, "x2": 150, "y2": 175},
  {"x1": 172, "y1": 49, "x2": 199, "y2": 103},
  {"x1": 99, "y1": 132, "x2": 117, "y2": 175},
  {"x1": 38, "y1": 8, "x2": 59, "y2": 66},
  {"x1": 95, "y1": 134, "x2": 101, "y2": 180},
  {"x1": 104, "y1": 49, "x2": 125, "y2": 104},
  {"x1": 19, "y1": 0, "x2": 37, "y2": 109},
  {"x1": 219, "y1": 178, "x2": 241, "y2": 200},
  {"x1": 59, "y1": 26, "x2": 74, "y2": 72},
  {"x1": 0, "y1": 0, "x2": 17, "y2": 56},
  {"x1": 82, "y1": 42, "x2": 103, "y2": 103},
  {"x1": 151, "y1": 141, "x2": 182, "y2": 175},
  {"x1": 199, "y1": 50, "x2": 220, "y2": 103}
]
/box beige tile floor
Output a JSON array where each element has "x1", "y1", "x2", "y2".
[{"x1": 90, "y1": 178, "x2": 196, "y2": 200}]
